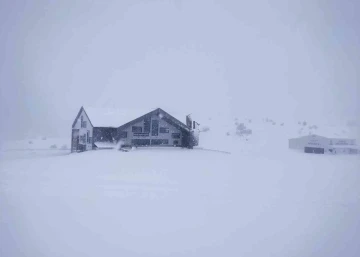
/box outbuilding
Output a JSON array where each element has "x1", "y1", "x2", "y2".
[{"x1": 289, "y1": 134, "x2": 358, "y2": 154}]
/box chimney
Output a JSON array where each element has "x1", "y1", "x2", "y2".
[{"x1": 186, "y1": 115, "x2": 192, "y2": 130}]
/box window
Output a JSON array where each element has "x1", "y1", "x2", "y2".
[
  {"x1": 152, "y1": 120, "x2": 159, "y2": 136},
  {"x1": 81, "y1": 116, "x2": 83, "y2": 128},
  {"x1": 193, "y1": 121, "x2": 195, "y2": 129},
  {"x1": 119, "y1": 131, "x2": 128, "y2": 138},
  {"x1": 172, "y1": 133, "x2": 181, "y2": 139},
  {"x1": 87, "y1": 131, "x2": 90, "y2": 143},
  {"x1": 80, "y1": 135, "x2": 86, "y2": 144},
  {"x1": 151, "y1": 139, "x2": 169, "y2": 145},
  {"x1": 132, "y1": 126, "x2": 142, "y2": 133},
  {"x1": 144, "y1": 117, "x2": 151, "y2": 133},
  {"x1": 159, "y1": 127, "x2": 169, "y2": 133},
  {"x1": 80, "y1": 116, "x2": 87, "y2": 128},
  {"x1": 132, "y1": 139, "x2": 150, "y2": 146}
]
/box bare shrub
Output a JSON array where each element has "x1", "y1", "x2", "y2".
[{"x1": 201, "y1": 126, "x2": 210, "y2": 132}]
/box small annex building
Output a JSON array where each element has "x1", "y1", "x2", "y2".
[
  {"x1": 289, "y1": 134, "x2": 358, "y2": 154},
  {"x1": 71, "y1": 107, "x2": 200, "y2": 152}
]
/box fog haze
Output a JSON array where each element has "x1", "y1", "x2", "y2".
[{"x1": 0, "y1": 0, "x2": 359, "y2": 140}]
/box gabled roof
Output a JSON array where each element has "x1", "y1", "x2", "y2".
[
  {"x1": 78, "y1": 106, "x2": 190, "y2": 131},
  {"x1": 330, "y1": 144, "x2": 360, "y2": 149},
  {"x1": 117, "y1": 108, "x2": 190, "y2": 132},
  {"x1": 72, "y1": 106, "x2": 94, "y2": 128},
  {"x1": 289, "y1": 126, "x2": 357, "y2": 140},
  {"x1": 83, "y1": 107, "x2": 156, "y2": 128},
  {"x1": 289, "y1": 134, "x2": 328, "y2": 140}
]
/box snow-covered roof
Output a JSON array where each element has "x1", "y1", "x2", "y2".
[
  {"x1": 289, "y1": 126, "x2": 357, "y2": 140},
  {"x1": 83, "y1": 107, "x2": 188, "y2": 128},
  {"x1": 330, "y1": 144, "x2": 360, "y2": 149},
  {"x1": 94, "y1": 142, "x2": 117, "y2": 149}
]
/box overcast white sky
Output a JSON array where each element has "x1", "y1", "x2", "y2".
[{"x1": 0, "y1": 0, "x2": 359, "y2": 139}]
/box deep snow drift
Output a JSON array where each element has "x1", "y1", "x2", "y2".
[{"x1": 1, "y1": 118, "x2": 360, "y2": 257}]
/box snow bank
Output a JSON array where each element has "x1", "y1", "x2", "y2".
[{"x1": 0, "y1": 137, "x2": 69, "y2": 151}]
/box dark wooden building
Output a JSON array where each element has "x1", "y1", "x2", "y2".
[{"x1": 71, "y1": 107, "x2": 200, "y2": 152}]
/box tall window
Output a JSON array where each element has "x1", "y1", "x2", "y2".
[
  {"x1": 87, "y1": 131, "x2": 90, "y2": 143},
  {"x1": 144, "y1": 117, "x2": 151, "y2": 133},
  {"x1": 81, "y1": 116, "x2": 87, "y2": 128},
  {"x1": 152, "y1": 120, "x2": 159, "y2": 136},
  {"x1": 81, "y1": 134, "x2": 86, "y2": 144}
]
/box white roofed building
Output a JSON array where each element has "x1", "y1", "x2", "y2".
[{"x1": 289, "y1": 133, "x2": 358, "y2": 154}]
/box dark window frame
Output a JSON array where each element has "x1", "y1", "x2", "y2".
[
  {"x1": 87, "y1": 130, "x2": 90, "y2": 143},
  {"x1": 132, "y1": 139, "x2": 151, "y2": 146},
  {"x1": 159, "y1": 127, "x2": 169, "y2": 133},
  {"x1": 144, "y1": 116, "x2": 151, "y2": 133},
  {"x1": 152, "y1": 120, "x2": 159, "y2": 136},
  {"x1": 80, "y1": 134, "x2": 86, "y2": 144},
  {"x1": 172, "y1": 133, "x2": 181, "y2": 139},
  {"x1": 132, "y1": 126, "x2": 142, "y2": 133},
  {"x1": 151, "y1": 139, "x2": 169, "y2": 145}
]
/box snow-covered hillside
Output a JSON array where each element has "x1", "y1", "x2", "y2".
[
  {"x1": 197, "y1": 114, "x2": 360, "y2": 154},
  {"x1": 1, "y1": 117, "x2": 360, "y2": 257}
]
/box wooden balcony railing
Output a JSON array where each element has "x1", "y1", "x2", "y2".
[{"x1": 133, "y1": 132, "x2": 150, "y2": 137}]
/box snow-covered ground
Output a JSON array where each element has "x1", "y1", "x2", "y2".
[{"x1": 1, "y1": 119, "x2": 360, "y2": 257}]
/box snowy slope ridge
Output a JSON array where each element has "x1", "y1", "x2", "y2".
[
  {"x1": 1, "y1": 114, "x2": 358, "y2": 154},
  {"x1": 0, "y1": 137, "x2": 69, "y2": 151},
  {"x1": 1, "y1": 116, "x2": 360, "y2": 257},
  {"x1": 0, "y1": 115, "x2": 358, "y2": 153},
  {"x1": 196, "y1": 114, "x2": 359, "y2": 153}
]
